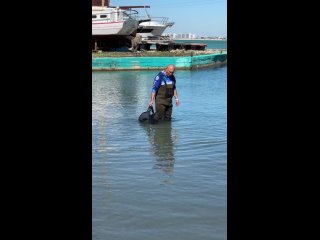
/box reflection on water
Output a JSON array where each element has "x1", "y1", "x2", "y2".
[{"x1": 141, "y1": 121, "x2": 177, "y2": 175}]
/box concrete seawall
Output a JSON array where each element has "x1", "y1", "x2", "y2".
[{"x1": 92, "y1": 53, "x2": 227, "y2": 71}]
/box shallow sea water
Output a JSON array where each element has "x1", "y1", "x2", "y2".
[{"x1": 92, "y1": 66, "x2": 227, "y2": 240}]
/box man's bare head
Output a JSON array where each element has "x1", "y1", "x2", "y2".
[{"x1": 165, "y1": 64, "x2": 175, "y2": 76}]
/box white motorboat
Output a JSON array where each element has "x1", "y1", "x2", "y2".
[
  {"x1": 119, "y1": 6, "x2": 175, "y2": 40},
  {"x1": 137, "y1": 17, "x2": 174, "y2": 40}
]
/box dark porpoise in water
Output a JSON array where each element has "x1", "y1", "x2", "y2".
[{"x1": 139, "y1": 106, "x2": 159, "y2": 124}]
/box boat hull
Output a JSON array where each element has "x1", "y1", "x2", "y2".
[
  {"x1": 138, "y1": 21, "x2": 174, "y2": 39},
  {"x1": 92, "y1": 19, "x2": 138, "y2": 36}
]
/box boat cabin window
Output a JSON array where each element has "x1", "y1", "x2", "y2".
[
  {"x1": 92, "y1": 15, "x2": 97, "y2": 19},
  {"x1": 100, "y1": 15, "x2": 107, "y2": 18}
]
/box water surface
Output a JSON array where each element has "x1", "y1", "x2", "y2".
[
  {"x1": 174, "y1": 39, "x2": 227, "y2": 49},
  {"x1": 92, "y1": 66, "x2": 227, "y2": 240}
]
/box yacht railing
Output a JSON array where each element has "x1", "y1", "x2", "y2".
[{"x1": 123, "y1": 10, "x2": 139, "y2": 20}]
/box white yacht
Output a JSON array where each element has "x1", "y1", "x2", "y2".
[{"x1": 92, "y1": 6, "x2": 139, "y2": 36}]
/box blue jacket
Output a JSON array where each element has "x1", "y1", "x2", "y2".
[{"x1": 151, "y1": 70, "x2": 176, "y2": 94}]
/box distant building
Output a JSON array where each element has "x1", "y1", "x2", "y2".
[{"x1": 166, "y1": 33, "x2": 196, "y2": 39}]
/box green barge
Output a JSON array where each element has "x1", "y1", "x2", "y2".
[{"x1": 92, "y1": 50, "x2": 227, "y2": 71}]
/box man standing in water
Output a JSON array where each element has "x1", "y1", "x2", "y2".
[{"x1": 149, "y1": 64, "x2": 180, "y2": 120}]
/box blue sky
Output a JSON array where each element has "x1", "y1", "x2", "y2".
[{"x1": 111, "y1": 0, "x2": 227, "y2": 37}]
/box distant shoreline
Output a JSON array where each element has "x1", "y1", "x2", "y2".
[{"x1": 173, "y1": 38, "x2": 227, "y2": 41}]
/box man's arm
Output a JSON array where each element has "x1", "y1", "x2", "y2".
[
  {"x1": 149, "y1": 73, "x2": 162, "y2": 107},
  {"x1": 149, "y1": 92, "x2": 156, "y2": 107},
  {"x1": 173, "y1": 89, "x2": 180, "y2": 106}
]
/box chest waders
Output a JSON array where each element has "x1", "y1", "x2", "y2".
[{"x1": 155, "y1": 77, "x2": 175, "y2": 120}]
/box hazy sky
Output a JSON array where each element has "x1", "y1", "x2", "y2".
[{"x1": 111, "y1": 0, "x2": 227, "y2": 37}]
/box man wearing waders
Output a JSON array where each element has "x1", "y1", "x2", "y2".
[{"x1": 148, "y1": 64, "x2": 180, "y2": 120}]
